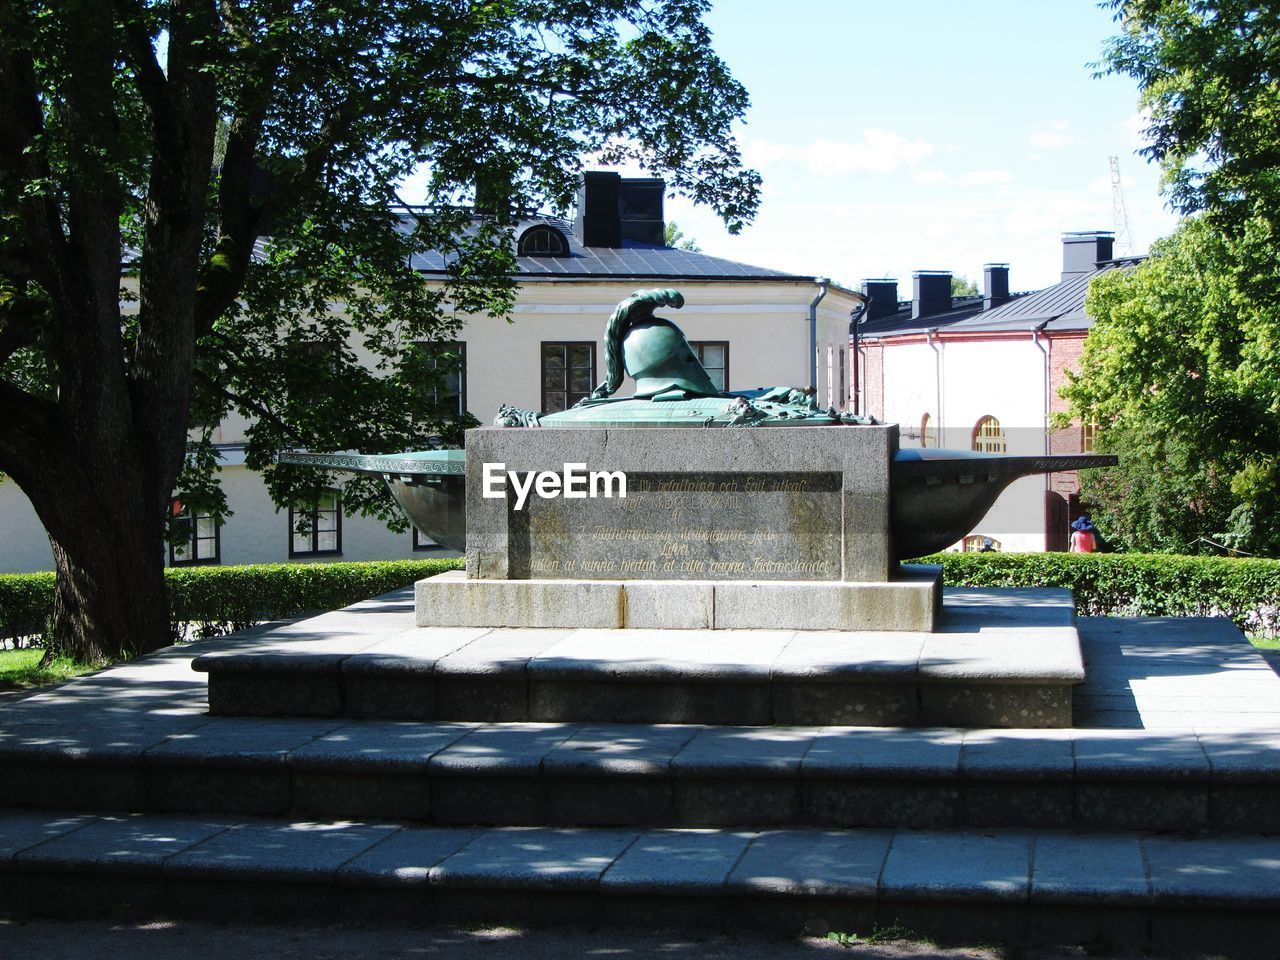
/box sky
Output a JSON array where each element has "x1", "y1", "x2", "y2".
[{"x1": 625, "y1": 0, "x2": 1181, "y2": 293}]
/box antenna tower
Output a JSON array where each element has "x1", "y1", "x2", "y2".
[{"x1": 1109, "y1": 156, "x2": 1135, "y2": 256}]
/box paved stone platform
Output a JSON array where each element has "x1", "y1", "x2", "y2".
[
  {"x1": 3, "y1": 811, "x2": 1280, "y2": 957},
  {"x1": 5, "y1": 590, "x2": 1280, "y2": 954},
  {"x1": 193, "y1": 587, "x2": 1083, "y2": 728}
]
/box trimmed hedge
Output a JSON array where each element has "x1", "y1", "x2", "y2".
[
  {"x1": 915, "y1": 552, "x2": 1280, "y2": 638},
  {"x1": 0, "y1": 558, "x2": 465, "y2": 645}
]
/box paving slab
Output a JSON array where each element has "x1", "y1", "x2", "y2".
[
  {"x1": 672, "y1": 726, "x2": 817, "y2": 775},
  {"x1": 880, "y1": 831, "x2": 1032, "y2": 901},
  {"x1": 529, "y1": 629, "x2": 794, "y2": 680},
  {"x1": 1144, "y1": 835, "x2": 1280, "y2": 907},
  {"x1": 1071, "y1": 729, "x2": 1211, "y2": 779},
  {"x1": 340, "y1": 627, "x2": 493, "y2": 672},
  {"x1": 337, "y1": 826, "x2": 483, "y2": 886},
  {"x1": 164, "y1": 819, "x2": 400, "y2": 881},
  {"x1": 288, "y1": 721, "x2": 478, "y2": 770},
  {"x1": 145, "y1": 717, "x2": 347, "y2": 765},
  {"x1": 769, "y1": 631, "x2": 924, "y2": 679},
  {"x1": 15, "y1": 813, "x2": 234, "y2": 871},
  {"x1": 1030, "y1": 834, "x2": 1149, "y2": 903},
  {"x1": 960, "y1": 729, "x2": 1074, "y2": 778},
  {"x1": 434, "y1": 629, "x2": 572, "y2": 674},
  {"x1": 601, "y1": 828, "x2": 755, "y2": 893},
  {"x1": 727, "y1": 829, "x2": 891, "y2": 897},
  {"x1": 429, "y1": 826, "x2": 636, "y2": 890},
  {"x1": 802, "y1": 727, "x2": 964, "y2": 777},
  {"x1": 0, "y1": 812, "x2": 94, "y2": 860},
  {"x1": 543, "y1": 724, "x2": 697, "y2": 775},
  {"x1": 428, "y1": 723, "x2": 580, "y2": 774}
]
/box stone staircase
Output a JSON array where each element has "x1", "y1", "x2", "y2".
[{"x1": 3, "y1": 587, "x2": 1280, "y2": 957}]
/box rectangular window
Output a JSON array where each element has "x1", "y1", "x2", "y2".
[
  {"x1": 170, "y1": 500, "x2": 220, "y2": 566},
  {"x1": 412, "y1": 525, "x2": 436, "y2": 551},
  {"x1": 1082, "y1": 421, "x2": 1099, "y2": 453},
  {"x1": 410, "y1": 341, "x2": 467, "y2": 419},
  {"x1": 289, "y1": 489, "x2": 342, "y2": 557},
  {"x1": 691, "y1": 341, "x2": 729, "y2": 392},
  {"x1": 541, "y1": 342, "x2": 596, "y2": 413}
]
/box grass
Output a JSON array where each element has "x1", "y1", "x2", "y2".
[
  {"x1": 0, "y1": 648, "x2": 99, "y2": 691},
  {"x1": 1249, "y1": 635, "x2": 1280, "y2": 649}
]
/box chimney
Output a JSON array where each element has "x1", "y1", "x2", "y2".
[
  {"x1": 575, "y1": 171, "x2": 621, "y2": 248},
  {"x1": 983, "y1": 263, "x2": 1010, "y2": 310},
  {"x1": 1061, "y1": 231, "x2": 1114, "y2": 282},
  {"x1": 912, "y1": 270, "x2": 952, "y2": 320},
  {"x1": 618, "y1": 177, "x2": 665, "y2": 245},
  {"x1": 861, "y1": 279, "x2": 899, "y2": 321}
]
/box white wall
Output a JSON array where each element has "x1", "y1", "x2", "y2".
[
  {"x1": 876, "y1": 334, "x2": 1052, "y2": 552},
  {"x1": 0, "y1": 481, "x2": 53, "y2": 573}
]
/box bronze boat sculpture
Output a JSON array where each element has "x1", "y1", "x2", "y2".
[{"x1": 280, "y1": 288, "x2": 1114, "y2": 558}]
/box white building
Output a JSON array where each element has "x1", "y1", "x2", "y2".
[
  {"x1": 855, "y1": 231, "x2": 1134, "y2": 553},
  {"x1": 0, "y1": 173, "x2": 859, "y2": 572}
]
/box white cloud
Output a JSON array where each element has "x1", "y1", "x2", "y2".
[
  {"x1": 912, "y1": 170, "x2": 950, "y2": 185},
  {"x1": 1122, "y1": 110, "x2": 1154, "y2": 150},
  {"x1": 744, "y1": 129, "x2": 934, "y2": 177},
  {"x1": 1028, "y1": 121, "x2": 1076, "y2": 151},
  {"x1": 956, "y1": 169, "x2": 1015, "y2": 187}
]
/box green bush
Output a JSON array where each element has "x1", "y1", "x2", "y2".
[
  {"x1": 0, "y1": 558, "x2": 464, "y2": 646},
  {"x1": 0, "y1": 571, "x2": 54, "y2": 647},
  {"x1": 914, "y1": 552, "x2": 1280, "y2": 638}
]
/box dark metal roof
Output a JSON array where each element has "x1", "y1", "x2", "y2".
[
  {"x1": 859, "y1": 259, "x2": 1142, "y2": 339},
  {"x1": 408, "y1": 215, "x2": 807, "y2": 282}
]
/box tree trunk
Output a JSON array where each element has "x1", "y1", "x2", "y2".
[{"x1": 25, "y1": 456, "x2": 174, "y2": 664}]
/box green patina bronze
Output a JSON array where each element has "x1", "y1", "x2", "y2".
[{"x1": 491, "y1": 287, "x2": 873, "y2": 428}]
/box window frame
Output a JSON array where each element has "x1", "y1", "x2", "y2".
[
  {"x1": 972, "y1": 415, "x2": 1007, "y2": 453},
  {"x1": 540, "y1": 341, "x2": 597, "y2": 413},
  {"x1": 690, "y1": 340, "x2": 730, "y2": 393},
  {"x1": 1081, "y1": 420, "x2": 1099, "y2": 453},
  {"x1": 288, "y1": 488, "x2": 343, "y2": 558},
  {"x1": 518, "y1": 225, "x2": 569, "y2": 257},
  {"x1": 411, "y1": 340, "x2": 467, "y2": 419},
  {"x1": 169, "y1": 500, "x2": 221, "y2": 567}
]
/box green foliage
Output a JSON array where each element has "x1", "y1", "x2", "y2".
[
  {"x1": 915, "y1": 551, "x2": 1280, "y2": 638},
  {"x1": 950, "y1": 275, "x2": 979, "y2": 298},
  {"x1": 1099, "y1": 1, "x2": 1280, "y2": 233},
  {"x1": 662, "y1": 221, "x2": 702, "y2": 252},
  {"x1": 0, "y1": 558, "x2": 464, "y2": 645},
  {"x1": 1063, "y1": 217, "x2": 1280, "y2": 555}
]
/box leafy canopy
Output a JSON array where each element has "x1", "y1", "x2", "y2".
[
  {"x1": 1065, "y1": 2, "x2": 1280, "y2": 555},
  {"x1": 0, "y1": 0, "x2": 761, "y2": 531}
]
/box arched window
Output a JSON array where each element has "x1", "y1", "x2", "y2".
[
  {"x1": 921, "y1": 413, "x2": 934, "y2": 448},
  {"x1": 518, "y1": 225, "x2": 568, "y2": 257},
  {"x1": 972, "y1": 415, "x2": 1006, "y2": 453}
]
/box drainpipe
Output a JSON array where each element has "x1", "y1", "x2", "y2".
[
  {"x1": 927, "y1": 328, "x2": 942, "y2": 441},
  {"x1": 808, "y1": 279, "x2": 828, "y2": 391},
  {"x1": 1032, "y1": 323, "x2": 1051, "y2": 459}
]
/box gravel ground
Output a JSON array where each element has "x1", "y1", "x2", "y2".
[{"x1": 0, "y1": 919, "x2": 1195, "y2": 960}]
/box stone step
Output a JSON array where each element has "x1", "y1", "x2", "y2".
[
  {"x1": 3, "y1": 717, "x2": 1279, "y2": 834},
  {"x1": 193, "y1": 588, "x2": 1084, "y2": 728},
  {"x1": 3, "y1": 809, "x2": 1279, "y2": 957}
]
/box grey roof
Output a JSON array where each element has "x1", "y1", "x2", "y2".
[
  {"x1": 859, "y1": 260, "x2": 1142, "y2": 340},
  {"x1": 407, "y1": 215, "x2": 808, "y2": 282}
]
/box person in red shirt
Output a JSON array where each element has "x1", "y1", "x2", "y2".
[{"x1": 1069, "y1": 516, "x2": 1098, "y2": 553}]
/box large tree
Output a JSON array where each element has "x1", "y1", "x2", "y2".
[
  {"x1": 0, "y1": 0, "x2": 760, "y2": 662},
  {"x1": 1064, "y1": 217, "x2": 1280, "y2": 555},
  {"x1": 1065, "y1": 1, "x2": 1280, "y2": 555}
]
